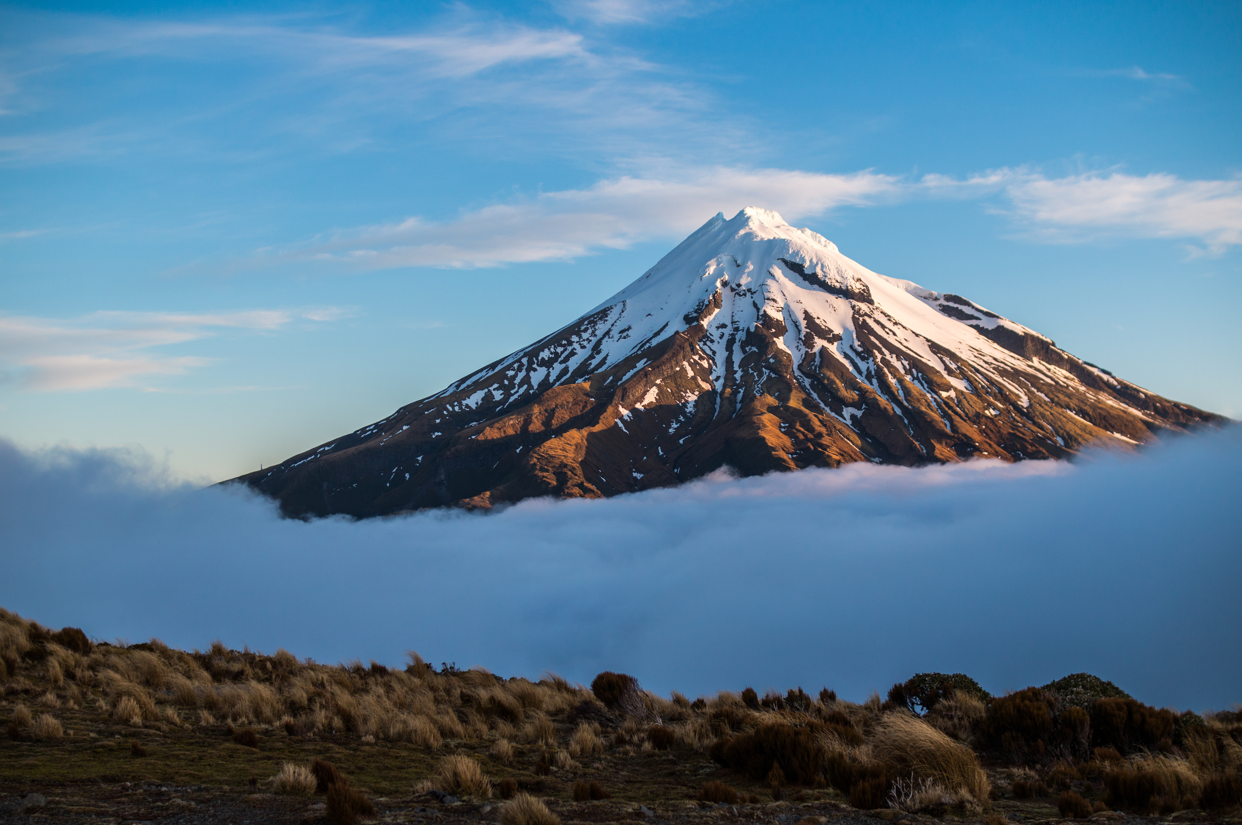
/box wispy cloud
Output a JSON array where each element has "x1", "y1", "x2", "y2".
[
  {"x1": 0, "y1": 307, "x2": 349, "y2": 391},
  {"x1": 0, "y1": 9, "x2": 732, "y2": 167},
  {"x1": 552, "y1": 0, "x2": 723, "y2": 26},
  {"x1": 266, "y1": 167, "x2": 901, "y2": 269},
  {"x1": 992, "y1": 171, "x2": 1242, "y2": 255},
  {"x1": 258, "y1": 165, "x2": 1242, "y2": 270}
]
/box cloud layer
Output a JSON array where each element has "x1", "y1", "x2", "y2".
[{"x1": 1, "y1": 429, "x2": 1238, "y2": 710}]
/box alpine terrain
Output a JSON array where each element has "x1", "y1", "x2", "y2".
[{"x1": 236, "y1": 208, "x2": 1220, "y2": 517}]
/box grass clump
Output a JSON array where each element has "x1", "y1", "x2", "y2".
[
  {"x1": 498, "y1": 778, "x2": 519, "y2": 800},
  {"x1": 327, "y1": 782, "x2": 376, "y2": 825},
  {"x1": 31, "y1": 712, "x2": 63, "y2": 740},
  {"x1": 501, "y1": 793, "x2": 559, "y2": 825},
  {"x1": 871, "y1": 713, "x2": 990, "y2": 805},
  {"x1": 1057, "y1": 790, "x2": 1094, "y2": 819},
  {"x1": 698, "y1": 780, "x2": 739, "y2": 804},
  {"x1": 568, "y1": 723, "x2": 603, "y2": 758},
  {"x1": 271, "y1": 762, "x2": 318, "y2": 796},
  {"x1": 432, "y1": 753, "x2": 492, "y2": 798}
]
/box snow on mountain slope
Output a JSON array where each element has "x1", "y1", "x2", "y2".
[{"x1": 235, "y1": 208, "x2": 1221, "y2": 518}]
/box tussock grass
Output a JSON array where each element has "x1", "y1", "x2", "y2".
[
  {"x1": 568, "y1": 723, "x2": 603, "y2": 758},
  {"x1": 501, "y1": 793, "x2": 560, "y2": 825},
  {"x1": 432, "y1": 753, "x2": 492, "y2": 798},
  {"x1": 490, "y1": 737, "x2": 515, "y2": 764},
  {"x1": 871, "y1": 712, "x2": 990, "y2": 803},
  {"x1": 11, "y1": 702, "x2": 32, "y2": 728},
  {"x1": 271, "y1": 762, "x2": 317, "y2": 795},
  {"x1": 31, "y1": 712, "x2": 63, "y2": 740}
]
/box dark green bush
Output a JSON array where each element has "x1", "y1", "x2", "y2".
[
  {"x1": 888, "y1": 672, "x2": 991, "y2": 714},
  {"x1": 1041, "y1": 673, "x2": 1129, "y2": 709}
]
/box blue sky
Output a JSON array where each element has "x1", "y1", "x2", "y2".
[{"x1": 2, "y1": 0, "x2": 1240, "y2": 481}]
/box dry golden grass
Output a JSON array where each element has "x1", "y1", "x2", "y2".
[
  {"x1": 871, "y1": 712, "x2": 990, "y2": 802},
  {"x1": 11, "y1": 702, "x2": 32, "y2": 728},
  {"x1": 31, "y1": 712, "x2": 63, "y2": 740},
  {"x1": 111, "y1": 695, "x2": 144, "y2": 727},
  {"x1": 501, "y1": 793, "x2": 560, "y2": 825},
  {"x1": 522, "y1": 714, "x2": 556, "y2": 747},
  {"x1": 490, "y1": 737, "x2": 515, "y2": 764},
  {"x1": 927, "y1": 692, "x2": 986, "y2": 742},
  {"x1": 568, "y1": 723, "x2": 603, "y2": 758},
  {"x1": 432, "y1": 753, "x2": 492, "y2": 798},
  {"x1": 270, "y1": 762, "x2": 318, "y2": 795}
]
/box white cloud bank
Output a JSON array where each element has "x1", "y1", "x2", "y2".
[
  {"x1": 276, "y1": 167, "x2": 1242, "y2": 270},
  {"x1": 0, "y1": 307, "x2": 349, "y2": 391},
  {"x1": 1, "y1": 428, "x2": 1238, "y2": 710}
]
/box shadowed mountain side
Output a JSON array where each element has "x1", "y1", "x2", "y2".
[{"x1": 234, "y1": 208, "x2": 1222, "y2": 518}]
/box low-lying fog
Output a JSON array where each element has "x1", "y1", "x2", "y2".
[{"x1": 2, "y1": 428, "x2": 1238, "y2": 711}]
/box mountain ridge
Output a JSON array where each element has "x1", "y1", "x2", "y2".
[{"x1": 235, "y1": 208, "x2": 1221, "y2": 517}]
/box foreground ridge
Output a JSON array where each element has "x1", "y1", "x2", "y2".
[
  {"x1": 235, "y1": 208, "x2": 1220, "y2": 517},
  {"x1": 2, "y1": 608, "x2": 1239, "y2": 823}
]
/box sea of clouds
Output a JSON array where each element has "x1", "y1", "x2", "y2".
[{"x1": 1, "y1": 429, "x2": 1239, "y2": 711}]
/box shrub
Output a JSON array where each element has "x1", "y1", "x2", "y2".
[
  {"x1": 572, "y1": 780, "x2": 608, "y2": 801},
  {"x1": 233, "y1": 727, "x2": 259, "y2": 749},
  {"x1": 31, "y1": 713, "x2": 63, "y2": 740},
  {"x1": 498, "y1": 778, "x2": 519, "y2": 800},
  {"x1": 711, "y1": 721, "x2": 823, "y2": 785},
  {"x1": 591, "y1": 672, "x2": 634, "y2": 707},
  {"x1": 1091, "y1": 698, "x2": 1177, "y2": 754},
  {"x1": 51, "y1": 626, "x2": 91, "y2": 655},
  {"x1": 871, "y1": 713, "x2": 990, "y2": 803},
  {"x1": 978, "y1": 687, "x2": 1087, "y2": 762},
  {"x1": 849, "y1": 776, "x2": 889, "y2": 809},
  {"x1": 1011, "y1": 778, "x2": 1046, "y2": 799},
  {"x1": 312, "y1": 758, "x2": 345, "y2": 792},
  {"x1": 824, "y1": 750, "x2": 891, "y2": 802},
  {"x1": 889, "y1": 673, "x2": 991, "y2": 715},
  {"x1": 1042, "y1": 673, "x2": 1129, "y2": 709},
  {"x1": 271, "y1": 762, "x2": 317, "y2": 795},
  {"x1": 699, "y1": 780, "x2": 740, "y2": 804},
  {"x1": 501, "y1": 793, "x2": 560, "y2": 825},
  {"x1": 1058, "y1": 791, "x2": 1093, "y2": 819},
  {"x1": 326, "y1": 782, "x2": 375, "y2": 825},
  {"x1": 648, "y1": 725, "x2": 676, "y2": 751},
  {"x1": 1200, "y1": 771, "x2": 1241, "y2": 810},
  {"x1": 434, "y1": 754, "x2": 492, "y2": 798},
  {"x1": 741, "y1": 687, "x2": 760, "y2": 710},
  {"x1": 131, "y1": 741, "x2": 148, "y2": 757}
]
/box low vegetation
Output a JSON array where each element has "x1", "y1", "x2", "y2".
[{"x1": 1, "y1": 607, "x2": 1239, "y2": 823}]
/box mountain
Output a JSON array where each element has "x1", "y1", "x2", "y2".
[{"x1": 235, "y1": 207, "x2": 1220, "y2": 517}]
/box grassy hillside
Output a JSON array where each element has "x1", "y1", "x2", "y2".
[{"x1": 2, "y1": 608, "x2": 1239, "y2": 823}]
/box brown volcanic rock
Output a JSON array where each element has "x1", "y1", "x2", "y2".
[{"x1": 234, "y1": 208, "x2": 1221, "y2": 518}]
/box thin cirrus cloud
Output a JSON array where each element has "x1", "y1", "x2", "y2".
[
  {"x1": 0, "y1": 307, "x2": 350, "y2": 392},
  {"x1": 269, "y1": 166, "x2": 1242, "y2": 271},
  {"x1": 0, "y1": 10, "x2": 719, "y2": 167}
]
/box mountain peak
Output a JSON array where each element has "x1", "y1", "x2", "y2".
[{"x1": 235, "y1": 211, "x2": 1221, "y2": 517}]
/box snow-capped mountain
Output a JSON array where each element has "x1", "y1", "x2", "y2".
[{"x1": 236, "y1": 207, "x2": 1220, "y2": 517}]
